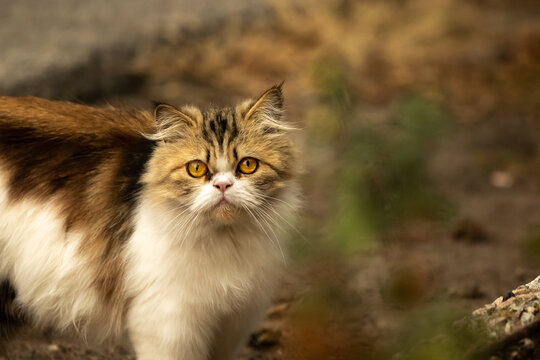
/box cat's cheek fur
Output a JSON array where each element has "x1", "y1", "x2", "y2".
[{"x1": 124, "y1": 198, "x2": 282, "y2": 360}]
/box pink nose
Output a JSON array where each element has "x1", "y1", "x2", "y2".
[{"x1": 214, "y1": 181, "x2": 232, "y2": 192}]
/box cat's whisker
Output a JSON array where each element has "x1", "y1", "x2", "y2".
[
  {"x1": 244, "y1": 205, "x2": 286, "y2": 265},
  {"x1": 262, "y1": 203, "x2": 301, "y2": 234},
  {"x1": 175, "y1": 210, "x2": 196, "y2": 234},
  {"x1": 260, "y1": 194, "x2": 298, "y2": 210},
  {"x1": 258, "y1": 199, "x2": 309, "y2": 243},
  {"x1": 234, "y1": 190, "x2": 261, "y2": 207},
  {"x1": 242, "y1": 205, "x2": 286, "y2": 264},
  {"x1": 257, "y1": 208, "x2": 289, "y2": 241},
  {"x1": 252, "y1": 207, "x2": 281, "y2": 241},
  {"x1": 251, "y1": 205, "x2": 280, "y2": 231},
  {"x1": 182, "y1": 210, "x2": 203, "y2": 245},
  {"x1": 257, "y1": 209, "x2": 294, "y2": 256},
  {"x1": 162, "y1": 204, "x2": 192, "y2": 231}
]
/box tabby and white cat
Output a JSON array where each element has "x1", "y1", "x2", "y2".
[{"x1": 0, "y1": 85, "x2": 298, "y2": 360}]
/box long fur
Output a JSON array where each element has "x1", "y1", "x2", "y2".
[{"x1": 0, "y1": 86, "x2": 299, "y2": 360}]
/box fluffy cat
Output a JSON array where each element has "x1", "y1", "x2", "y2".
[{"x1": 0, "y1": 85, "x2": 299, "y2": 360}]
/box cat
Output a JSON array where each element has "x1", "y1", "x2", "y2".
[{"x1": 0, "y1": 84, "x2": 299, "y2": 360}]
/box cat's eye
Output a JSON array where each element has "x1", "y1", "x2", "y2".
[
  {"x1": 187, "y1": 160, "x2": 208, "y2": 178},
  {"x1": 238, "y1": 157, "x2": 259, "y2": 175}
]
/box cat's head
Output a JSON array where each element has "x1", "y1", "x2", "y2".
[{"x1": 142, "y1": 85, "x2": 299, "y2": 234}]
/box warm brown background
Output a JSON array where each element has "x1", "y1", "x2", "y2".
[{"x1": 2, "y1": 0, "x2": 540, "y2": 359}]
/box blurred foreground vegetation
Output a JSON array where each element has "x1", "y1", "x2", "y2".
[{"x1": 303, "y1": 57, "x2": 452, "y2": 255}]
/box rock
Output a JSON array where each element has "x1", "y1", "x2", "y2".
[
  {"x1": 520, "y1": 311, "x2": 535, "y2": 326},
  {"x1": 519, "y1": 337, "x2": 534, "y2": 349},
  {"x1": 471, "y1": 276, "x2": 540, "y2": 339},
  {"x1": 502, "y1": 291, "x2": 515, "y2": 302},
  {"x1": 504, "y1": 322, "x2": 514, "y2": 335},
  {"x1": 526, "y1": 275, "x2": 540, "y2": 290},
  {"x1": 470, "y1": 274, "x2": 540, "y2": 360}
]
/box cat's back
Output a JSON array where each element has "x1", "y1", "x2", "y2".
[
  {"x1": 0, "y1": 96, "x2": 154, "y2": 141},
  {"x1": 0, "y1": 95, "x2": 157, "y2": 205}
]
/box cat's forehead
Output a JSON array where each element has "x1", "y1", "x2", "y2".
[
  {"x1": 197, "y1": 107, "x2": 240, "y2": 155},
  {"x1": 201, "y1": 108, "x2": 237, "y2": 139}
]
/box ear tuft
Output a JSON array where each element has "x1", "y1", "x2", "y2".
[
  {"x1": 149, "y1": 103, "x2": 197, "y2": 141},
  {"x1": 244, "y1": 84, "x2": 284, "y2": 124},
  {"x1": 154, "y1": 103, "x2": 196, "y2": 126}
]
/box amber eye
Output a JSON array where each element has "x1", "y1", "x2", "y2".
[
  {"x1": 238, "y1": 157, "x2": 259, "y2": 175},
  {"x1": 187, "y1": 160, "x2": 208, "y2": 178}
]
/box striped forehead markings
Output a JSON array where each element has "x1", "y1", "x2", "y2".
[
  {"x1": 217, "y1": 112, "x2": 227, "y2": 135},
  {"x1": 202, "y1": 110, "x2": 238, "y2": 151}
]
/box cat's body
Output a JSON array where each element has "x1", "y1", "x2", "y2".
[{"x1": 0, "y1": 86, "x2": 298, "y2": 360}]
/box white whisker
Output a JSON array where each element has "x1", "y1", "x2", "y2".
[{"x1": 242, "y1": 204, "x2": 286, "y2": 265}]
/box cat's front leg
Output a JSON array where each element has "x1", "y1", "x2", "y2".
[
  {"x1": 209, "y1": 295, "x2": 269, "y2": 360},
  {"x1": 128, "y1": 298, "x2": 215, "y2": 360}
]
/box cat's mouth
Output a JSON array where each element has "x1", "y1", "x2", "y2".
[
  {"x1": 213, "y1": 196, "x2": 236, "y2": 211},
  {"x1": 216, "y1": 194, "x2": 238, "y2": 208},
  {"x1": 211, "y1": 197, "x2": 241, "y2": 223}
]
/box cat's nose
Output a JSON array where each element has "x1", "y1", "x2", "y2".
[{"x1": 214, "y1": 180, "x2": 233, "y2": 193}]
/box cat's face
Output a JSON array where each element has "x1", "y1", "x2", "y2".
[{"x1": 143, "y1": 86, "x2": 297, "y2": 231}]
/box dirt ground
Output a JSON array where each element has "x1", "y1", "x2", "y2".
[{"x1": 4, "y1": 0, "x2": 540, "y2": 359}]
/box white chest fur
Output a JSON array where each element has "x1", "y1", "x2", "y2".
[
  {"x1": 124, "y1": 201, "x2": 282, "y2": 359},
  {"x1": 126, "y1": 201, "x2": 281, "y2": 308}
]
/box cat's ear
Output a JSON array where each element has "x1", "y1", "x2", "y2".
[
  {"x1": 151, "y1": 103, "x2": 198, "y2": 141},
  {"x1": 240, "y1": 84, "x2": 286, "y2": 130},
  {"x1": 154, "y1": 103, "x2": 197, "y2": 128}
]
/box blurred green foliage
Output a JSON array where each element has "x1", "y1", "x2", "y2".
[
  {"x1": 290, "y1": 56, "x2": 477, "y2": 360},
  {"x1": 303, "y1": 56, "x2": 451, "y2": 254},
  {"x1": 376, "y1": 304, "x2": 481, "y2": 360}
]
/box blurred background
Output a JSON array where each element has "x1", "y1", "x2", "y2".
[{"x1": 3, "y1": 0, "x2": 540, "y2": 359}]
